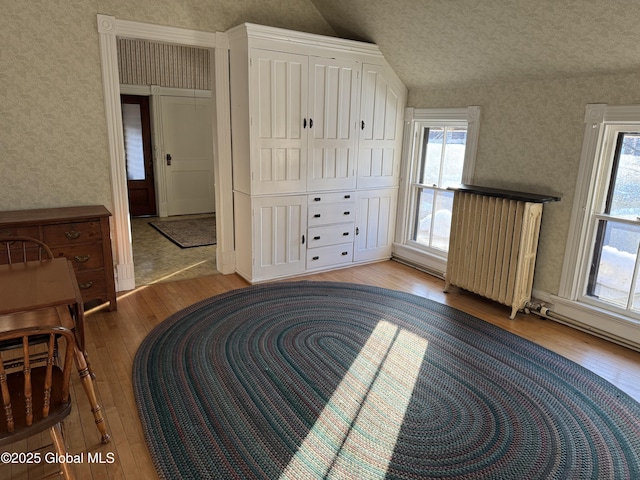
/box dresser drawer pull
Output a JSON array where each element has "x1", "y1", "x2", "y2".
[
  {"x1": 343, "y1": 232, "x2": 350, "y2": 236},
  {"x1": 341, "y1": 251, "x2": 349, "y2": 256},
  {"x1": 314, "y1": 214, "x2": 321, "y2": 218},
  {"x1": 344, "y1": 194, "x2": 351, "y2": 199},
  {"x1": 314, "y1": 197, "x2": 321, "y2": 202},
  {"x1": 343, "y1": 211, "x2": 351, "y2": 215},
  {"x1": 78, "y1": 281, "x2": 94, "y2": 290},
  {"x1": 65, "y1": 230, "x2": 81, "y2": 240},
  {"x1": 312, "y1": 256, "x2": 319, "y2": 261},
  {"x1": 74, "y1": 255, "x2": 90, "y2": 263},
  {"x1": 313, "y1": 236, "x2": 321, "y2": 240}
]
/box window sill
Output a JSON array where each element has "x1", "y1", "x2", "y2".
[{"x1": 392, "y1": 243, "x2": 447, "y2": 277}]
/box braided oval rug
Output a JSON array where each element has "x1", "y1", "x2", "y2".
[{"x1": 133, "y1": 281, "x2": 640, "y2": 479}]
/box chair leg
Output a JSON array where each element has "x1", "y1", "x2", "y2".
[
  {"x1": 50, "y1": 423, "x2": 76, "y2": 480},
  {"x1": 73, "y1": 347, "x2": 111, "y2": 444}
]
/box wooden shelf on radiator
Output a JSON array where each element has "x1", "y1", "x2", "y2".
[{"x1": 444, "y1": 185, "x2": 560, "y2": 319}]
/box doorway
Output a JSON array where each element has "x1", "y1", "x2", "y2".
[{"x1": 121, "y1": 94, "x2": 157, "y2": 217}]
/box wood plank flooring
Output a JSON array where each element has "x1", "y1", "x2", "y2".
[{"x1": 2, "y1": 260, "x2": 640, "y2": 479}]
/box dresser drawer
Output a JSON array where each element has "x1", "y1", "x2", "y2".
[
  {"x1": 308, "y1": 224, "x2": 354, "y2": 248},
  {"x1": 74, "y1": 270, "x2": 107, "y2": 300},
  {"x1": 308, "y1": 203, "x2": 355, "y2": 226},
  {"x1": 307, "y1": 243, "x2": 353, "y2": 269},
  {"x1": 51, "y1": 243, "x2": 104, "y2": 271},
  {"x1": 42, "y1": 221, "x2": 103, "y2": 246},
  {"x1": 308, "y1": 191, "x2": 355, "y2": 204},
  {"x1": 0, "y1": 226, "x2": 40, "y2": 239}
]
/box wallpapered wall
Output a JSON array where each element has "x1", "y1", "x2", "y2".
[
  {"x1": 409, "y1": 72, "x2": 640, "y2": 294},
  {"x1": 2, "y1": 1, "x2": 640, "y2": 296},
  {"x1": 0, "y1": 0, "x2": 334, "y2": 212}
]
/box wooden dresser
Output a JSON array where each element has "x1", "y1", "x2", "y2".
[{"x1": 0, "y1": 205, "x2": 117, "y2": 311}]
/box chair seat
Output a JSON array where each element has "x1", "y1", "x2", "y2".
[{"x1": 0, "y1": 366, "x2": 72, "y2": 446}]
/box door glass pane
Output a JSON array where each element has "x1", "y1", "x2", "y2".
[
  {"x1": 588, "y1": 220, "x2": 640, "y2": 308},
  {"x1": 608, "y1": 133, "x2": 640, "y2": 220},
  {"x1": 122, "y1": 103, "x2": 146, "y2": 181}
]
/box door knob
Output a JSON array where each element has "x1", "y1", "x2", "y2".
[{"x1": 166, "y1": 153, "x2": 172, "y2": 166}]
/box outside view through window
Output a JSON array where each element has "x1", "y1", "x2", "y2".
[
  {"x1": 412, "y1": 126, "x2": 467, "y2": 251},
  {"x1": 588, "y1": 132, "x2": 640, "y2": 314}
]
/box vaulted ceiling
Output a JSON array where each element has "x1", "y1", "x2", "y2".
[{"x1": 308, "y1": 0, "x2": 640, "y2": 90}]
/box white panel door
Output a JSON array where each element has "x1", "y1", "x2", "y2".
[
  {"x1": 161, "y1": 96, "x2": 215, "y2": 216},
  {"x1": 251, "y1": 49, "x2": 308, "y2": 194},
  {"x1": 307, "y1": 58, "x2": 359, "y2": 191},
  {"x1": 253, "y1": 195, "x2": 307, "y2": 280},
  {"x1": 354, "y1": 188, "x2": 398, "y2": 262},
  {"x1": 358, "y1": 64, "x2": 403, "y2": 189}
]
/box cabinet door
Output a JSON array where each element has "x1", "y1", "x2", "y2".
[
  {"x1": 253, "y1": 195, "x2": 307, "y2": 280},
  {"x1": 358, "y1": 64, "x2": 404, "y2": 188},
  {"x1": 251, "y1": 50, "x2": 308, "y2": 194},
  {"x1": 354, "y1": 188, "x2": 398, "y2": 262},
  {"x1": 308, "y1": 58, "x2": 359, "y2": 191}
]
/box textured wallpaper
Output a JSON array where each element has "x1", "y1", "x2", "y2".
[
  {"x1": 0, "y1": 0, "x2": 334, "y2": 212},
  {"x1": 409, "y1": 72, "x2": 640, "y2": 294}
]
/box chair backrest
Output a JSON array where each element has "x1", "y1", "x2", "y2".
[
  {"x1": 0, "y1": 236, "x2": 54, "y2": 264},
  {"x1": 0, "y1": 325, "x2": 75, "y2": 445}
]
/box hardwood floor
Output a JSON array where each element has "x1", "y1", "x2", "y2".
[{"x1": 3, "y1": 260, "x2": 640, "y2": 479}]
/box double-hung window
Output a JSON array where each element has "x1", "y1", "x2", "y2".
[
  {"x1": 557, "y1": 104, "x2": 640, "y2": 346},
  {"x1": 583, "y1": 126, "x2": 640, "y2": 317},
  {"x1": 395, "y1": 107, "x2": 480, "y2": 274}
]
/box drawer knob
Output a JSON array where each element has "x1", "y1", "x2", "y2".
[
  {"x1": 343, "y1": 232, "x2": 350, "y2": 236},
  {"x1": 78, "y1": 281, "x2": 94, "y2": 290},
  {"x1": 314, "y1": 197, "x2": 321, "y2": 202},
  {"x1": 312, "y1": 256, "x2": 319, "y2": 261},
  {"x1": 344, "y1": 195, "x2": 351, "y2": 199},
  {"x1": 313, "y1": 236, "x2": 321, "y2": 240},
  {"x1": 74, "y1": 255, "x2": 90, "y2": 263},
  {"x1": 314, "y1": 214, "x2": 321, "y2": 218},
  {"x1": 65, "y1": 230, "x2": 81, "y2": 240},
  {"x1": 342, "y1": 251, "x2": 348, "y2": 256},
  {"x1": 343, "y1": 211, "x2": 350, "y2": 215}
]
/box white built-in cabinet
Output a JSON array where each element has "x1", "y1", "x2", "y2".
[{"x1": 228, "y1": 23, "x2": 405, "y2": 282}]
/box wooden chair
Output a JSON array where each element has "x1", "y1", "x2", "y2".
[
  {"x1": 0, "y1": 326, "x2": 76, "y2": 479},
  {"x1": 0, "y1": 235, "x2": 54, "y2": 264}
]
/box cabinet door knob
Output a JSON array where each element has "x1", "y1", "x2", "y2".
[
  {"x1": 301, "y1": 235, "x2": 305, "y2": 244},
  {"x1": 303, "y1": 118, "x2": 307, "y2": 128},
  {"x1": 309, "y1": 118, "x2": 313, "y2": 128},
  {"x1": 361, "y1": 120, "x2": 365, "y2": 130}
]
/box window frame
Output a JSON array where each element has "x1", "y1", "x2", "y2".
[
  {"x1": 575, "y1": 123, "x2": 640, "y2": 319},
  {"x1": 553, "y1": 104, "x2": 640, "y2": 347},
  {"x1": 394, "y1": 107, "x2": 481, "y2": 275}
]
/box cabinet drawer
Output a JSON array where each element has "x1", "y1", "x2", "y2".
[
  {"x1": 307, "y1": 243, "x2": 353, "y2": 269},
  {"x1": 308, "y1": 203, "x2": 355, "y2": 226},
  {"x1": 42, "y1": 221, "x2": 102, "y2": 246},
  {"x1": 308, "y1": 224, "x2": 354, "y2": 248},
  {"x1": 0, "y1": 226, "x2": 40, "y2": 239},
  {"x1": 74, "y1": 270, "x2": 107, "y2": 300},
  {"x1": 51, "y1": 243, "x2": 104, "y2": 271},
  {"x1": 308, "y1": 191, "x2": 355, "y2": 204}
]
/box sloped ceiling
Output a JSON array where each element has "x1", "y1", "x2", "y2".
[{"x1": 308, "y1": 0, "x2": 640, "y2": 90}]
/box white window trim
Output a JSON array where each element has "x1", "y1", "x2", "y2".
[
  {"x1": 551, "y1": 103, "x2": 640, "y2": 348},
  {"x1": 393, "y1": 106, "x2": 480, "y2": 275}
]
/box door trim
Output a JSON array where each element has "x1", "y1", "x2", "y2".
[{"x1": 97, "y1": 14, "x2": 235, "y2": 291}]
